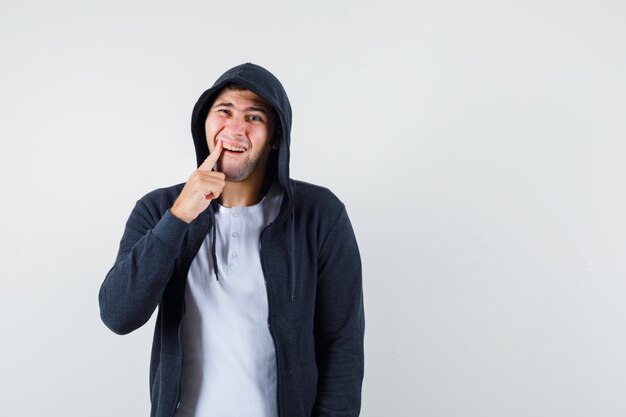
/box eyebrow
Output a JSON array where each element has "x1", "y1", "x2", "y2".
[{"x1": 213, "y1": 101, "x2": 269, "y2": 115}]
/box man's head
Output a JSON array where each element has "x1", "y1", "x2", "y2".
[
  {"x1": 205, "y1": 84, "x2": 277, "y2": 183},
  {"x1": 191, "y1": 63, "x2": 292, "y2": 191}
]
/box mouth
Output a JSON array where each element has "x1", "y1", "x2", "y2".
[{"x1": 219, "y1": 140, "x2": 247, "y2": 153}]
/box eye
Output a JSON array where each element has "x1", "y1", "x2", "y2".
[
  {"x1": 215, "y1": 108, "x2": 231, "y2": 117},
  {"x1": 247, "y1": 114, "x2": 264, "y2": 122}
]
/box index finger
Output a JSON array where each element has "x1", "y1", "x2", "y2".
[{"x1": 199, "y1": 140, "x2": 223, "y2": 171}]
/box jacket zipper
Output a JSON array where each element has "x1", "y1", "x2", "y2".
[
  {"x1": 170, "y1": 216, "x2": 213, "y2": 417},
  {"x1": 259, "y1": 221, "x2": 282, "y2": 417}
]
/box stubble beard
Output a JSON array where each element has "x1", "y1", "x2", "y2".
[{"x1": 215, "y1": 154, "x2": 266, "y2": 182}]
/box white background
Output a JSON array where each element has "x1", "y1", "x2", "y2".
[{"x1": 1, "y1": 1, "x2": 625, "y2": 416}]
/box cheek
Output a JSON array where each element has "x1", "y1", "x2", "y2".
[
  {"x1": 251, "y1": 127, "x2": 272, "y2": 148},
  {"x1": 205, "y1": 120, "x2": 223, "y2": 143}
]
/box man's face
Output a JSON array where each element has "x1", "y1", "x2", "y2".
[{"x1": 205, "y1": 88, "x2": 275, "y2": 183}]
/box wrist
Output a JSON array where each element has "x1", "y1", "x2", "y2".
[{"x1": 169, "y1": 207, "x2": 192, "y2": 224}]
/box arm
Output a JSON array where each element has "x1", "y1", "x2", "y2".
[
  {"x1": 98, "y1": 200, "x2": 189, "y2": 335},
  {"x1": 313, "y1": 205, "x2": 365, "y2": 417},
  {"x1": 99, "y1": 144, "x2": 224, "y2": 335}
]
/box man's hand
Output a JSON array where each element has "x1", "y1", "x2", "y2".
[{"x1": 170, "y1": 141, "x2": 224, "y2": 223}]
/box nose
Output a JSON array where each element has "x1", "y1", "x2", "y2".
[{"x1": 225, "y1": 117, "x2": 246, "y2": 137}]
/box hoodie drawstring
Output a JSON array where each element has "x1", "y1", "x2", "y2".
[
  {"x1": 208, "y1": 198, "x2": 295, "y2": 302},
  {"x1": 210, "y1": 202, "x2": 220, "y2": 281}
]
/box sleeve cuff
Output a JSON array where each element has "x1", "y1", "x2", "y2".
[{"x1": 151, "y1": 209, "x2": 190, "y2": 249}]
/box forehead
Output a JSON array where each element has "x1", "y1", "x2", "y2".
[{"x1": 211, "y1": 88, "x2": 271, "y2": 112}]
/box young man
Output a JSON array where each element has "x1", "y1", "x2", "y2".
[{"x1": 99, "y1": 63, "x2": 364, "y2": 417}]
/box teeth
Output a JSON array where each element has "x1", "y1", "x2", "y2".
[{"x1": 222, "y1": 142, "x2": 246, "y2": 152}]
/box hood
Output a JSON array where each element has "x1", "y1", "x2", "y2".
[{"x1": 190, "y1": 62, "x2": 293, "y2": 200}]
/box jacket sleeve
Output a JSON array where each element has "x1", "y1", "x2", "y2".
[
  {"x1": 98, "y1": 198, "x2": 189, "y2": 335},
  {"x1": 313, "y1": 205, "x2": 365, "y2": 417}
]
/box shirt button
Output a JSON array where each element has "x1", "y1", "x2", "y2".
[
  {"x1": 232, "y1": 232, "x2": 239, "y2": 238},
  {"x1": 231, "y1": 253, "x2": 238, "y2": 260},
  {"x1": 232, "y1": 212, "x2": 240, "y2": 217}
]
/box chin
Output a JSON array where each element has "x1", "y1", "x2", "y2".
[{"x1": 221, "y1": 167, "x2": 254, "y2": 182}]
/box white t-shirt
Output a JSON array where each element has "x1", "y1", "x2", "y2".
[{"x1": 175, "y1": 183, "x2": 283, "y2": 417}]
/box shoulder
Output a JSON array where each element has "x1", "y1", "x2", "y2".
[
  {"x1": 134, "y1": 182, "x2": 186, "y2": 220},
  {"x1": 288, "y1": 179, "x2": 358, "y2": 249},
  {"x1": 290, "y1": 179, "x2": 345, "y2": 212},
  {"x1": 139, "y1": 182, "x2": 186, "y2": 204},
  {"x1": 291, "y1": 180, "x2": 343, "y2": 207}
]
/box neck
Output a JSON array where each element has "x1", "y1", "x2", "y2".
[{"x1": 219, "y1": 173, "x2": 273, "y2": 207}]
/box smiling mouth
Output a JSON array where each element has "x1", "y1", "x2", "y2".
[{"x1": 221, "y1": 141, "x2": 247, "y2": 153}]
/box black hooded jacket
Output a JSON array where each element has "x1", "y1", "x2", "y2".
[{"x1": 99, "y1": 63, "x2": 364, "y2": 417}]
